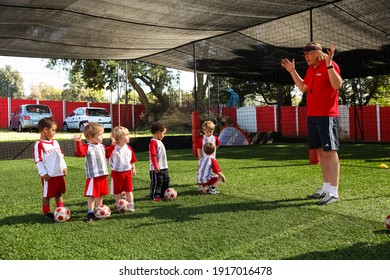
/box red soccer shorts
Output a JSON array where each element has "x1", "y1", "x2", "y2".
[
  {"x1": 42, "y1": 176, "x2": 66, "y2": 198},
  {"x1": 84, "y1": 175, "x2": 109, "y2": 198},
  {"x1": 110, "y1": 170, "x2": 133, "y2": 194}
]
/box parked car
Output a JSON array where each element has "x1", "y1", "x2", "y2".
[
  {"x1": 63, "y1": 107, "x2": 112, "y2": 132},
  {"x1": 9, "y1": 104, "x2": 54, "y2": 132}
]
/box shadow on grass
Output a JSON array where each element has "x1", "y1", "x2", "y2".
[
  {"x1": 0, "y1": 213, "x2": 58, "y2": 225},
  {"x1": 240, "y1": 163, "x2": 310, "y2": 169},
  {"x1": 0, "y1": 205, "x2": 116, "y2": 225},
  {"x1": 285, "y1": 239, "x2": 390, "y2": 260},
  {"x1": 127, "y1": 196, "x2": 313, "y2": 226}
]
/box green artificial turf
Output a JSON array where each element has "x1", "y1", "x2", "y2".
[{"x1": 0, "y1": 143, "x2": 389, "y2": 260}]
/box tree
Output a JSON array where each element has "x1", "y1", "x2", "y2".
[
  {"x1": 29, "y1": 83, "x2": 62, "y2": 100},
  {"x1": 207, "y1": 77, "x2": 294, "y2": 107},
  {"x1": 62, "y1": 72, "x2": 108, "y2": 102},
  {"x1": 339, "y1": 75, "x2": 390, "y2": 106},
  {"x1": 47, "y1": 59, "x2": 176, "y2": 120},
  {"x1": 194, "y1": 73, "x2": 209, "y2": 107},
  {"x1": 126, "y1": 61, "x2": 176, "y2": 120},
  {"x1": 0, "y1": 65, "x2": 25, "y2": 98}
]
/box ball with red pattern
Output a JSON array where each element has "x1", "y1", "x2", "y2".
[
  {"x1": 94, "y1": 204, "x2": 111, "y2": 220},
  {"x1": 115, "y1": 199, "x2": 130, "y2": 213},
  {"x1": 164, "y1": 188, "x2": 177, "y2": 201},
  {"x1": 54, "y1": 206, "x2": 71, "y2": 223},
  {"x1": 385, "y1": 215, "x2": 390, "y2": 231},
  {"x1": 199, "y1": 185, "x2": 210, "y2": 194}
]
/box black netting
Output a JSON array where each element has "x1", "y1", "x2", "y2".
[
  {"x1": 0, "y1": 0, "x2": 389, "y2": 156},
  {"x1": 0, "y1": 0, "x2": 388, "y2": 80},
  {"x1": 143, "y1": 0, "x2": 389, "y2": 82}
]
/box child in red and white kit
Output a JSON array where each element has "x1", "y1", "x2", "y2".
[
  {"x1": 73, "y1": 122, "x2": 111, "y2": 222},
  {"x1": 196, "y1": 120, "x2": 220, "y2": 159},
  {"x1": 106, "y1": 126, "x2": 137, "y2": 211},
  {"x1": 149, "y1": 122, "x2": 170, "y2": 201},
  {"x1": 197, "y1": 142, "x2": 226, "y2": 194},
  {"x1": 33, "y1": 118, "x2": 68, "y2": 220}
]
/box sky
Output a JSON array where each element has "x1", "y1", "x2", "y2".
[
  {"x1": 0, "y1": 56, "x2": 195, "y2": 97},
  {"x1": 0, "y1": 56, "x2": 68, "y2": 96}
]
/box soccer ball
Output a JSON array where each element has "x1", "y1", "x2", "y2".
[
  {"x1": 385, "y1": 215, "x2": 390, "y2": 231},
  {"x1": 164, "y1": 188, "x2": 177, "y2": 200},
  {"x1": 198, "y1": 185, "x2": 210, "y2": 194},
  {"x1": 115, "y1": 199, "x2": 130, "y2": 213},
  {"x1": 53, "y1": 206, "x2": 71, "y2": 223},
  {"x1": 94, "y1": 204, "x2": 111, "y2": 220}
]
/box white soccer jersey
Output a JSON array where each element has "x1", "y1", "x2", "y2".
[
  {"x1": 197, "y1": 135, "x2": 220, "y2": 158},
  {"x1": 34, "y1": 139, "x2": 67, "y2": 177},
  {"x1": 149, "y1": 138, "x2": 168, "y2": 171},
  {"x1": 109, "y1": 145, "x2": 136, "y2": 172}
]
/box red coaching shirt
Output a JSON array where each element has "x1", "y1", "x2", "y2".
[{"x1": 303, "y1": 60, "x2": 341, "y2": 117}]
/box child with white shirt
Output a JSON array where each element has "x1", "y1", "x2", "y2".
[
  {"x1": 149, "y1": 122, "x2": 169, "y2": 201},
  {"x1": 196, "y1": 120, "x2": 220, "y2": 159},
  {"x1": 106, "y1": 126, "x2": 137, "y2": 211},
  {"x1": 34, "y1": 118, "x2": 68, "y2": 220}
]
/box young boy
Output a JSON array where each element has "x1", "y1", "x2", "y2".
[
  {"x1": 196, "y1": 120, "x2": 220, "y2": 159},
  {"x1": 106, "y1": 126, "x2": 137, "y2": 211},
  {"x1": 197, "y1": 142, "x2": 226, "y2": 194},
  {"x1": 149, "y1": 122, "x2": 169, "y2": 201},
  {"x1": 73, "y1": 122, "x2": 110, "y2": 222},
  {"x1": 33, "y1": 118, "x2": 68, "y2": 220}
]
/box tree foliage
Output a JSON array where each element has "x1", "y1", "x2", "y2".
[
  {"x1": 199, "y1": 74, "x2": 390, "y2": 108},
  {"x1": 29, "y1": 83, "x2": 62, "y2": 100},
  {"x1": 206, "y1": 76, "x2": 294, "y2": 107},
  {"x1": 339, "y1": 75, "x2": 390, "y2": 106},
  {"x1": 46, "y1": 58, "x2": 390, "y2": 115},
  {"x1": 0, "y1": 65, "x2": 25, "y2": 98},
  {"x1": 47, "y1": 59, "x2": 176, "y2": 119}
]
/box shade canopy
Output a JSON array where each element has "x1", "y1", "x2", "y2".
[{"x1": 0, "y1": 0, "x2": 389, "y2": 83}]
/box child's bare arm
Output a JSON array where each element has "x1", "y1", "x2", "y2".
[
  {"x1": 72, "y1": 134, "x2": 82, "y2": 142},
  {"x1": 217, "y1": 172, "x2": 226, "y2": 182},
  {"x1": 197, "y1": 148, "x2": 202, "y2": 159}
]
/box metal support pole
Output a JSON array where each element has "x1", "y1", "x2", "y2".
[{"x1": 193, "y1": 42, "x2": 198, "y2": 111}]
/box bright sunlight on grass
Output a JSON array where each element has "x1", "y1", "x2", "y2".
[{"x1": 0, "y1": 143, "x2": 389, "y2": 260}]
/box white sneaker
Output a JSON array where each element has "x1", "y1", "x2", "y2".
[
  {"x1": 317, "y1": 193, "x2": 338, "y2": 205},
  {"x1": 209, "y1": 188, "x2": 219, "y2": 195},
  {"x1": 129, "y1": 204, "x2": 135, "y2": 212},
  {"x1": 307, "y1": 187, "x2": 326, "y2": 199}
]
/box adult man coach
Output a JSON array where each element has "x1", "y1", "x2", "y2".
[{"x1": 281, "y1": 42, "x2": 343, "y2": 205}]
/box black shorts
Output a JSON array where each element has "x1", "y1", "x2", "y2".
[{"x1": 307, "y1": 116, "x2": 339, "y2": 151}]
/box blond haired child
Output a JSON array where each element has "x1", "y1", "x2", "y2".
[
  {"x1": 33, "y1": 118, "x2": 67, "y2": 220},
  {"x1": 106, "y1": 126, "x2": 137, "y2": 211},
  {"x1": 196, "y1": 120, "x2": 220, "y2": 159},
  {"x1": 73, "y1": 122, "x2": 111, "y2": 222}
]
